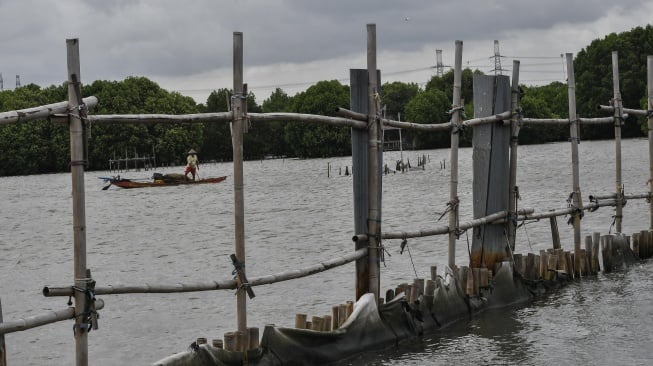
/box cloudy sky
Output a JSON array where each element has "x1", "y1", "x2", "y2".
[{"x1": 1, "y1": 0, "x2": 651, "y2": 104}]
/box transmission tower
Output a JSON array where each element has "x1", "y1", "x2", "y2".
[
  {"x1": 436, "y1": 49, "x2": 444, "y2": 77},
  {"x1": 0, "y1": 73, "x2": 3, "y2": 91},
  {"x1": 15, "y1": 75, "x2": 21, "y2": 88},
  {"x1": 493, "y1": 40, "x2": 505, "y2": 75}
]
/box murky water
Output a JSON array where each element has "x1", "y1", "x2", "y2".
[{"x1": 1, "y1": 138, "x2": 651, "y2": 365}]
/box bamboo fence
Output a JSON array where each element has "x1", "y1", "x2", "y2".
[{"x1": 0, "y1": 25, "x2": 652, "y2": 366}]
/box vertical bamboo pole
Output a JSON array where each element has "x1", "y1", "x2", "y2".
[
  {"x1": 448, "y1": 40, "x2": 463, "y2": 269},
  {"x1": 612, "y1": 51, "x2": 624, "y2": 233},
  {"x1": 566, "y1": 53, "x2": 583, "y2": 277},
  {"x1": 67, "y1": 38, "x2": 90, "y2": 366},
  {"x1": 507, "y1": 60, "x2": 521, "y2": 251},
  {"x1": 1, "y1": 297, "x2": 6, "y2": 366},
  {"x1": 232, "y1": 32, "x2": 247, "y2": 333},
  {"x1": 366, "y1": 24, "x2": 380, "y2": 299},
  {"x1": 646, "y1": 56, "x2": 653, "y2": 230}
]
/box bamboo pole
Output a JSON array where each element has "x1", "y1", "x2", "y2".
[
  {"x1": 366, "y1": 24, "x2": 381, "y2": 300},
  {"x1": 521, "y1": 116, "x2": 615, "y2": 125},
  {"x1": 66, "y1": 38, "x2": 91, "y2": 366},
  {"x1": 44, "y1": 249, "x2": 367, "y2": 297},
  {"x1": 0, "y1": 300, "x2": 105, "y2": 335},
  {"x1": 232, "y1": 32, "x2": 247, "y2": 333},
  {"x1": 612, "y1": 51, "x2": 624, "y2": 233},
  {"x1": 0, "y1": 298, "x2": 5, "y2": 366},
  {"x1": 448, "y1": 40, "x2": 463, "y2": 269},
  {"x1": 507, "y1": 60, "x2": 521, "y2": 251},
  {"x1": 648, "y1": 55, "x2": 653, "y2": 230},
  {"x1": 566, "y1": 53, "x2": 584, "y2": 278},
  {"x1": 463, "y1": 110, "x2": 512, "y2": 127},
  {"x1": 0, "y1": 97, "x2": 98, "y2": 125},
  {"x1": 597, "y1": 105, "x2": 649, "y2": 116}
]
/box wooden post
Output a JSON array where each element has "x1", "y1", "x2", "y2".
[
  {"x1": 331, "y1": 306, "x2": 339, "y2": 330},
  {"x1": 295, "y1": 314, "x2": 307, "y2": 329},
  {"x1": 566, "y1": 53, "x2": 584, "y2": 278},
  {"x1": 550, "y1": 216, "x2": 562, "y2": 250},
  {"x1": 224, "y1": 332, "x2": 236, "y2": 351},
  {"x1": 1, "y1": 297, "x2": 6, "y2": 366},
  {"x1": 232, "y1": 32, "x2": 247, "y2": 334},
  {"x1": 366, "y1": 23, "x2": 381, "y2": 300},
  {"x1": 648, "y1": 56, "x2": 653, "y2": 230},
  {"x1": 66, "y1": 39, "x2": 90, "y2": 366},
  {"x1": 507, "y1": 60, "x2": 521, "y2": 251},
  {"x1": 448, "y1": 40, "x2": 463, "y2": 269},
  {"x1": 611, "y1": 51, "x2": 624, "y2": 233},
  {"x1": 471, "y1": 73, "x2": 511, "y2": 269}
]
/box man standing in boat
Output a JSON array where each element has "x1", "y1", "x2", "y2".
[{"x1": 185, "y1": 149, "x2": 199, "y2": 181}]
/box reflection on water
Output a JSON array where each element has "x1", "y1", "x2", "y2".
[{"x1": 0, "y1": 139, "x2": 652, "y2": 365}]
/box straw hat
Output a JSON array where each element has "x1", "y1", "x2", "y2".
[{"x1": 188, "y1": 149, "x2": 197, "y2": 155}]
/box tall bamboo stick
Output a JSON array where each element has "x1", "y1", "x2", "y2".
[
  {"x1": 66, "y1": 38, "x2": 90, "y2": 366},
  {"x1": 448, "y1": 40, "x2": 463, "y2": 268},
  {"x1": 366, "y1": 24, "x2": 380, "y2": 299},
  {"x1": 232, "y1": 32, "x2": 247, "y2": 333},
  {"x1": 0, "y1": 298, "x2": 5, "y2": 366},
  {"x1": 648, "y1": 55, "x2": 653, "y2": 230},
  {"x1": 566, "y1": 53, "x2": 583, "y2": 277},
  {"x1": 507, "y1": 60, "x2": 521, "y2": 251},
  {"x1": 0, "y1": 300, "x2": 105, "y2": 335},
  {"x1": 612, "y1": 51, "x2": 624, "y2": 233}
]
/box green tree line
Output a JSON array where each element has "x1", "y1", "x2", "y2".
[{"x1": 1, "y1": 25, "x2": 651, "y2": 176}]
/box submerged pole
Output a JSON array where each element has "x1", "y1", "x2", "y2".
[
  {"x1": 448, "y1": 40, "x2": 463, "y2": 269},
  {"x1": 566, "y1": 53, "x2": 583, "y2": 276},
  {"x1": 366, "y1": 24, "x2": 380, "y2": 299},
  {"x1": 612, "y1": 51, "x2": 624, "y2": 233},
  {"x1": 507, "y1": 60, "x2": 521, "y2": 251},
  {"x1": 648, "y1": 55, "x2": 653, "y2": 230},
  {"x1": 67, "y1": 38, "x2": 89, "y2": 366},
  {"x1": 232, "y1": 32, "x2": 247, "y2": 332}
]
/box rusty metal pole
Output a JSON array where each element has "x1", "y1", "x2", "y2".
[
  {"x1": 67, "y1": 38, "x2": 89, "y2": 366},
  {"x1": 232, "y1": 32, "x2": 247, "y2": 333},
  {"x1": 366, "y1": 24, "x2": 380, "y2": 300},
  {"x1": 448, "y1": 40, "x2": 463, "y2": 269}
]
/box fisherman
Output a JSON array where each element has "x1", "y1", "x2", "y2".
[{"x1": 185, "y1": 149, "x2": 199, "y2": 181}]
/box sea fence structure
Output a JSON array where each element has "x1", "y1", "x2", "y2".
[{"x1": 1, "y1": 24, "x2": 653, "y2": 366}]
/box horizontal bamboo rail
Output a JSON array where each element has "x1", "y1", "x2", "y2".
[
  {"x1": 80, "y1": 111, "x2": 368, "y2": 129},
  {"x1": 521, "y1": 116, "x2": 618, "y2": 125},
  {"x1": 0, "y1": 299, "x2": 104, "y2": 335},
  {"x1": 86, "y1": 112, "x2": 232, "y2": 124},
  {"x1": 353, "y1": 208, "x2": 534, "y2": 242},
  {"x1": 336, "y1": 107, "x2": 512, "y2": 131},
  {"x1": 0, "y1": 97, "x2": 98, "y2": 125},
  {"x1": 598, "y1": 105, "x2": 651, "y2": 117},
  {"x1": 43, "y1": 249, "x2": 367, "y2": 297},
  {"x1": 356, "y1": 194, "x2": 650, "y2": 242}
]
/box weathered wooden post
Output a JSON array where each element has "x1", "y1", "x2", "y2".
[
  {"x1": 648, "y1": 55, "x2": 653, "y2": 230},
  {"x1": 67, "y1": 38, "x2": 91, "y2": 366},
  {"x1": 611, "y1": 51, "x2": 624, "y2": 233},
  {"x1": 470, "y1": 74, "x2": 510, "y2": 270},
  {"x1": 448, "y1": 40, "x2": 463, "y2": 269},
  {"x1": 507, "y1": 60, "x2": 521, "y2": 251},
  {"x1": 566, "y1": 53, "x2": 584, "y2": 277},
  {"x1": 232, "y1": 32, "x2": 248, "y2": 333}
]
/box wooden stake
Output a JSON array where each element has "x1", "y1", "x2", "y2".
[
  {"x1": 224, "y1": 332, "x2": 236, "y2": 351},
  {"x1": 295, "y1": 314, "x2": 307, "y2": 329},
  {"x1": 1, "y1": 297, "x2": 6, "y2": 366},
  {"x1": 648, "y1": 56, "x2": 653, "y2": 230},
  {"x1": 331, "y1": 306, "x2": 340, "y2": 330},
  {"x1": 612, "y1": 51, "x2": 624, "y2": 234}
]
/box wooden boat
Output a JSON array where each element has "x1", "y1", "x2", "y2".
[{"x1": 100, "y1": 174, "x2": 227, "y2": 189}]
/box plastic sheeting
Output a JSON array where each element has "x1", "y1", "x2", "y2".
[{"x1": 154, "y1": 263, "x2": 540, "y2": 366}]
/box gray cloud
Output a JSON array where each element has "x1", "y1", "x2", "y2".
[{"x1": 0, "y1": 0, "x2": 650, "y2": 101}]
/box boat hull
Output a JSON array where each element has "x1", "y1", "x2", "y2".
[{"x1": 109, "y1": 176, "x2": 227, "y2": 189}]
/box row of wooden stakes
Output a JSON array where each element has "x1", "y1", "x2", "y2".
[
  {"x1": 194, "y1": 326, "x2": 260, "y2": 352},
  {"x1": 294, "y1": 300, "x2": 355, "y2": 331}
]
